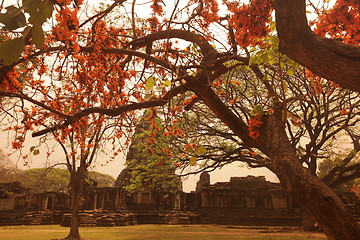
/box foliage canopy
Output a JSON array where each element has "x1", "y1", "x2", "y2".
[{"x1": 0, "y1": 0, "x2": 359, "y2": 239}]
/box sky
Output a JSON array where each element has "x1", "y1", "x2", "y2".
[
  {"x1": 0, "y1": 128, "x2": 278, "y2": 192},
  {"x1": 1, "y1": 0, "x2": 281, "y2": 192}
]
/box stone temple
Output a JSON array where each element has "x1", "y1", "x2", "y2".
[
  {"x1": 1, "y1": 170, "x2": 359, "y2": 226},
  {"x1": 1, "y1": 114, "x2": 359, "y2": 225}
]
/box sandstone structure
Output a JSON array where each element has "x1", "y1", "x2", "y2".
[{"x1": 1, "y1": 172, "x2": 359, "y2": 226}]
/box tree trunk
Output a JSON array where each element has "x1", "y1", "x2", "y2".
[
  {"x1": 66, "y1": 167, "x2": 86, "y2": 240},
  {"x1": 263, "y1": 112, "x2": 360, "y2": 240},
  {"x1": 67, "y1": 186, "x2": 81, "y2": 240},
  {"x1": 274, "y1": 0, "x2": 360, "y2": 92},
  {"x1": 302, "y1": 209, "x2": 318, "y2": 232},
  {"x1": 190, "y1": 84, "x2": 360, "y2": 239}
]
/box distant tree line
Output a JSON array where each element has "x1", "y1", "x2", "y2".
[{"x1": 0, "y1": 150, "x2": 115, "y2": 193}]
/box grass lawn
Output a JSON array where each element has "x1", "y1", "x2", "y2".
[{"x1": 0, "y1": 225, "x2": 327, "y2": 240}]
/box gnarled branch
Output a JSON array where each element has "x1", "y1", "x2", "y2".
[{"x1": 275, "y1": 0, "x2": 360, "y2": 92}]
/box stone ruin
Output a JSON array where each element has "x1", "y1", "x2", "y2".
[
  {"x1": 0, "y1": 173, "x2": 301, "y2": 226},
  {"x1": 1, "y1": 114, "x2": 359, "y2": 226},
  {"x1": 1, "y1": 172, "x2": 359, "y2": 226}
]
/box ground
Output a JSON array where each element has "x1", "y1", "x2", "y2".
[{"x1": 0, "y1": 225, "x2": 327, "y2": 240}]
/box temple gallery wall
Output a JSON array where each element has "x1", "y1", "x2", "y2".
[{"x1": 1, "y1": 172, "x2": 359, "y2": 227}]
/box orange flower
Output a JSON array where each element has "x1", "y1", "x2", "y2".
[
  {"x1": 339, "y1": 109, "x2": 349, "y2": 115},
  {"x1": 248, "y1": 114, "x2": 264, "y2": 139},
  {"x1": 227, "y1": 0, "x2": 274, "y2": 47}
]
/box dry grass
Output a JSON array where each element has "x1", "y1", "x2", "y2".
[{"x1": 0, "y1": 225, "x2": 327, "y2": 240}]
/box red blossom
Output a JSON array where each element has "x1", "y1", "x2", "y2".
[
  {"x1": 227, "y1": 0, "x2": 274, "y2": 47},
  {"x1": 248, "y1": 114, "x2": 264, "y2": 139}
]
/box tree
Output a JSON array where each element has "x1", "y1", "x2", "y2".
[
  {"x1": 318, "y1": 153, "x2": 360, "y2": 193},
  {"x1": 285, "y1": 73, "x2": 360, "y2": 185},
  {"x1": 285, "y1": 73, "x2": 360, "y2": 231},
  {"x1": 156, "y1": 59, "x2": 360, "y2": 188},
  {"x1": 123, "y1": 110, "x2": 182, "y2": 195},
  {"x1": 0, "y1": 1, "x2": 359, "y2": 239},
  {"x1": 0, "y1": 149, "x2": 20, "y2": 183},
  {"x1": 88, "y1": 171, "x2": 115, "y2": 188},
  {"x1": 19, "y1": 168, "x2": 70, "y2": 193},
  {"x1": 141, "y1": 43, "x2": 360, "y2": 232},
  {"x1": 0, "y1": 2, "x2": 133, "y2": 238},
  {"x1": 275, "y1": 0, "x2": 360, "y2": 92},
  {"x1": 17, "y1": 168, "x2": 115, "y2": 193}
]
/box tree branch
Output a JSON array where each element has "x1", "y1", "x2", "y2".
[
  {"x1": 275, "y1": 0, "x2": 360, "y2": 92},
  {"x1": 32, "y1": 85, "x2": 187, "y2": 137}
]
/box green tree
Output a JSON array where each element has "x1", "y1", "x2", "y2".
[
  {"x1": 318, "y1": 151, "x2": 360, "y2": 193},
  {"x1": 18, "y1": 168, "x2": 70, "y2": 193},
  {"x1": 0, "y1": 150, "x2": 21, "y2": 183},
  {"x1": 123, "y1": 110, "x2": 182, "y2": 194},
  {"x1": 17, "y1": 167, "x2": 114, "y2": 193},
  {"x1": 88, "y1": 171, "x2": 115, "y2": 188}
]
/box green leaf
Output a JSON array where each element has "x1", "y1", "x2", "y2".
[
  {"x1": 143, "y1": 92, "x2": 153, "y2": 101},
  {"x1": 189, "y1": 156, "x2": 197, "y2": 166},
  {"x1": 33, "y1": 149, "x2": 40, "y2": 155},
  {"x1": 259, "y1": 51, "x2": 269, "y2": 63},
  {"x1": 249, "y1": 47, "x2": 257, "y2": 52},
  {"x1": 194, "y1": 146, "x2": 206, "y2": 155},
  {"x1": 0, "y1": 6, "x2": 26, "y2": 30},
  {"x1": 252, "y1": 105, "x2": 264, "y2": 116},
  {"x1": 154, "y1": 85, "x2": 164, "y2": 92},
  {"x1": 286, "y1": 68, "x2": 295, "y2": 76},
  {"x1": 145, "y1": 76, "x2": 157, "y2": 90},
  {"x1": 282, "y1": 80, "x2": 289, "y2": 92},
  {"x1": 185, "y1": 146, "x2": 194, "y2": 153},
  {"x1": 23, "y1": 0, "x2": 53, "y2": 25},
  {"x1": 63, "y1": 104, "x2": 71, "y2": 113},
  {"x1": 282, "y1": 111, "x2": 291, "y2": 122},
  {"x1": 267, "y1": 52, "x2": 277, "y2": 65},
  {"x1": 270, "y1": 21, "x2": 276, "y2": 31},
  {"x1": 0, "y1": 38, "x2": 25, "y2": 65},
  {"x1": 163, "y1": 80, "x2": 171, "y2": 87},
  {"x1": 32, "y1": 24, "x2": 45, "y2": 48}
]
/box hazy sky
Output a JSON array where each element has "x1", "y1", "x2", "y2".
[{"x1": 0, "y1": 129, "x2": 277, "y2": 193}]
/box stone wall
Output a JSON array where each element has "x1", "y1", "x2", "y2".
[
  {"x1": 0, "y1": 208, "x2": 301, "y2": 226},
  {"x1": 1, "y1": 175, "x2": 358, "y2": 227}
]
